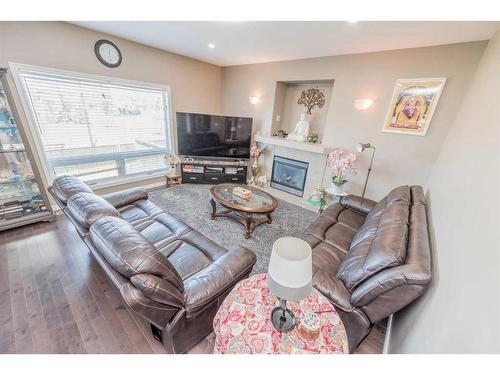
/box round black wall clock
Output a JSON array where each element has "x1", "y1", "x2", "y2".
[{"x1": 94, "y1": 39, "x2": 122, "y2": 68}]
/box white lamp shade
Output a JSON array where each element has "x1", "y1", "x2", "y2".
[{"x1": 267, "y1": 237, "x2": 312, "y2": 301}]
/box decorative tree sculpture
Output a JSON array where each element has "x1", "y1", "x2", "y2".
[{"x1": 297, "y1": 87, "x2": 326, "y2": 114}]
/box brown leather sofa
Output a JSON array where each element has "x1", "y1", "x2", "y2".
[
  {"x1": 49, "y1": 175, "x2": 256, "y2": 353},
  {"x1": 301, "y1": 185, "x2": 432, "y2": 352}
]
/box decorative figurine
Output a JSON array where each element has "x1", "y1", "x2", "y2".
[{"x1": 287, "y1": 113, "x2": 310, "y2": 142}]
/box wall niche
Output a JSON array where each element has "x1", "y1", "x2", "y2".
[{"x1": 270, "y1": 79, "x2": 334, "y2": 143}]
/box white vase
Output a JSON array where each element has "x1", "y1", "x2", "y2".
[{"x1": 329, "y1": 183, "x2": 345, "y2": 196}]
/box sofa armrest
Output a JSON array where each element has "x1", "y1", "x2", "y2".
[
  {"x1": 183, "y1": 246, "x2": 256, "y2": 315},
  {"x1": 313, "y1": 270, "x2": 354, "y2": 312},
  {"x1": 341, "y1": 194, "x2": 377, "y2": 215},
  {"x1": 101, "y1": 187, "x2": 148, "y2": 208},
  {"x1": 121, "y1": 282, "x2": 179, "y2": 329},
  {"x1": 351, "y1": 264, "x2": 431, "y2": 307},
  {"x1": 130, "y1": 273, "x2": 184, "y2": 308}
]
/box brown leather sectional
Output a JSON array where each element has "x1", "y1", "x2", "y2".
[
  {"x1": 49, "y1": 175, "x2": 256, "y2": 353},
  {"x1": 302, "y1": 185, "x2": 432, "y2": 351},
  {"x1": 49, "y1": 175, "x2": 431, "y2": 354}
]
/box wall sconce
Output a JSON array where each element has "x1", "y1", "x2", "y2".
[
  {"x1": 354, "y1": 99, "x2": 374, "y2": 111},
  {"x1": 249, "y1": 96, "x2": 261, "y2": 104}
]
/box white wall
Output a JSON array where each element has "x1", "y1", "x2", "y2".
[
  {"x1": 221, "y1": 42, "x2": 486, "y2": 200},
  {"x1": 389, "y1": 29, "x2": 500, "y2": 353}
]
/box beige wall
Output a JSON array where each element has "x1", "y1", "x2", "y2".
[
  {"x1": 389, "y1": 30, "x2": 500, "y2": 353},
  {"x1": 220, "y1": 42, "x2": 486, "y2": 200},
  {"x1": 0, "y1": 21, "x2": 221, "y2": 193},
  {"x1": 0, "y1": 22, "x2": 221, "y2": 114}
]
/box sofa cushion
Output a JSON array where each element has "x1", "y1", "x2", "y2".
[
  {"x1": 67, "y1": 192, "x2": 120, "y2": 229},
  {"x1": 303, "y1": 203, "x2": 365, "y2": 253},
  {"x1": 101, "y1": 187, "x2": 149, "y2": 209},
  {"x1": 365, "y1": 185, "x2": 410, "y2": 223},
  {"x1": 337, "y1": 187, "x2": 410, "y2": 291},
  {"x1": 51, "y1": 175, "x2": 93, "y2": 204},
  {"x1": 90, "y1": 216, "x2": 184, "y2": 291}
]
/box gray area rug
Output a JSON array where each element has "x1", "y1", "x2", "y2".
[{"x1": 149, "y1": 184, "x2": 318, "y2": 274}]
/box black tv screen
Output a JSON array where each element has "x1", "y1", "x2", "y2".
[{"x1": 176, "y1": 112, "x2": 253, "y2": 159}]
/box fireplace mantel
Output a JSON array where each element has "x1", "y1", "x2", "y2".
[{"x1": 255, "y1": 135, "x2": 332, "y2": 154}]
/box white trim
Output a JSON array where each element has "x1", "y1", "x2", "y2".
[
  {"x1": 89, "y1": 172, "x2": 166, "y2": 190},
  {"x1": 383, "y1": 314, "x2": 394, "y2": 354},
  {"x1": 255, "y1": 134, "x2": 332, "y2": 154},
  {"x1": 8, "y1": 62, "x2": 173, "y2": 188},
  {"x1": 9, "y1": 63, "x2": 53, "y2": 184},
  {"x1": 9, "y1": 62, "x2": 172, "y2": 92}
]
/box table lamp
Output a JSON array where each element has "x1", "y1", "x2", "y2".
[{"x1": 267, "y1": 237, "x2": 312, "y2": 332}]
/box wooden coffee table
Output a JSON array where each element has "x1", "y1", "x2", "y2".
[{"x1": 210, "y1": 184, "x2": 278, "y2": 239}]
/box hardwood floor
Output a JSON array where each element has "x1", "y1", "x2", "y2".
[{"x1": 0, "y1": 215, "x2": 385, "y2": 354}]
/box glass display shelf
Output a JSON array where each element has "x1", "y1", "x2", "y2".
[
  {"x1": 1, "y1": 146, "x2": 26, "y2": 153},
  {"x1": 1, "y1": 69, "x2": 54, "y2": 230}
]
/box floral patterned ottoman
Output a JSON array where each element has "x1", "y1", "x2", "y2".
[{"x1": 213, "y1": 273, "x2": 349, "y2": 354}]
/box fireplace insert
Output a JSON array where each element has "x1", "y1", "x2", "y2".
[{"x1": 271, "y1": 156, "x2": 309, "y2": 196}]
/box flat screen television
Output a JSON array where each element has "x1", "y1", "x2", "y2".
[{"x1": 176, "y1": 112, "x2": 253, "y2": 160}]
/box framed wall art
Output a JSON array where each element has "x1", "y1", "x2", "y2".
[{"x1": 382, "y1": 78, "x2": 446, "y2": 136}]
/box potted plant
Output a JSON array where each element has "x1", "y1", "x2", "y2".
[
  {"x1": 250, "y1": 143, "x2": 261, "y2": 177},
  {"x1": 327, "y1": 148, "x2": 357, "y2": 195}
]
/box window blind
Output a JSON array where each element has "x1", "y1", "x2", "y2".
[{"x1": 18, "y1": 68, "x2": 171, "y2": 185}]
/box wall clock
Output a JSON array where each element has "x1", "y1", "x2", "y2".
[{"x1": 94, "y1": 39, "x2": 122, "y2": 68}]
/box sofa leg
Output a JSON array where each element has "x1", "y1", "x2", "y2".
[{"x1": 150, "y1": 324, "x2": 163, "y2": 343}]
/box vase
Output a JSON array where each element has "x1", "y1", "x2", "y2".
[
  {"x1": 251, "y1": 158, "x2": 260, "y2": 178},
  {"x1": 330, "y1": 183, "x2": 345, "y2": 196}
]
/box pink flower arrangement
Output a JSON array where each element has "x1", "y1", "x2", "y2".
[
  {"x1": 327, "y1": 148, "x2": 357, "y2": 186},
  {"x1": 250, "y1": 143, "x2": 261, "y2": 157}
]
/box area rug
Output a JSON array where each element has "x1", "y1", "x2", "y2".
[{"x1": 148, "y1": 184, "x2": 318, "y2": 274}]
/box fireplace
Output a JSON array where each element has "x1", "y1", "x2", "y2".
[{"x1": 271, "y1": 156, "x2": 309, "y2": 197}]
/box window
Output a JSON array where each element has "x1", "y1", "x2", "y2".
[{"x1": 14, "y1": 65, "x2": 172, "y2": 186}]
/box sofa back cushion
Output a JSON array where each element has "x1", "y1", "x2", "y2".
[
  {"x1": 68, "y1": 192, "x2": 120, "y2": 229},
  {"x1": 90, "y1": 216, "x2": 184, "y2": 291},
  {"x1": 51, "y1": 175, "x2": 93, "y2": 204},
  {"x1": 336, "y1": 186, "x2": 410, "y2": 291}
]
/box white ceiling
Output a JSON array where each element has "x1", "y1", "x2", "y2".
[{"x1": 72, "y1": 21, "x2": 500, "y2": 66}]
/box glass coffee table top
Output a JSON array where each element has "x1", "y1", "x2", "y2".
[{"x1": 210, "y1": 184, "x2": 277, "y2": 213}]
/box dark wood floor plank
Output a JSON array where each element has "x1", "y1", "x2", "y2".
[
  {"x1": 7, "y1": 230, "x2": 34, "y2": 353},
  {"x1": 0, "y1": 230, "x2": 16, "y2": 353},
  {"x1": 61, "y1": 279, "x2": 105, "y2": 354},
  {"x1": 21, "y1": 226, "x2": 54, "y2": 353},
  {"x1": 35, "y1": 270, "x2": 70, "y2": 353},
  {"x1": 48, "y1": 278, "x2": 86, "y2": 353}
]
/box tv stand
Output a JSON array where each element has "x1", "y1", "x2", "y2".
[{"x1": 181, "y1": 159, "x2": 248, "y2": 185}]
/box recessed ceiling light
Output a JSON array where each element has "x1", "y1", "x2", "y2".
[
  {"x1": 347, "y1": 20, "x2": 358, "y2": 23},
  {"x1": 208, "y1": 43, "x2": 216, "y2": 49}
]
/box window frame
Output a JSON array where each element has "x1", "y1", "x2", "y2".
[{"x1": 9, "y1": 62, "x2": 174, "y2": 189}]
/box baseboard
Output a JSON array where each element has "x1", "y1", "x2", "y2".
[{"x1": 383, "y1": 314, "x2": 394, "y2": 354}]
